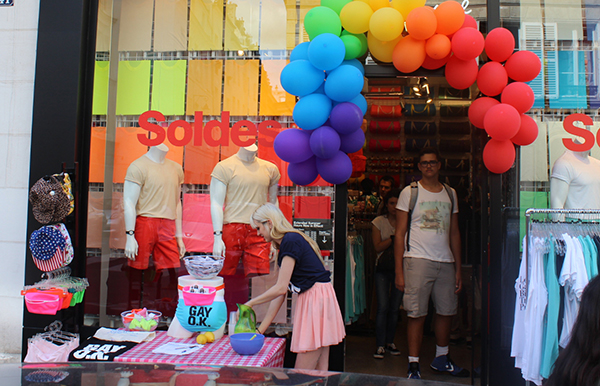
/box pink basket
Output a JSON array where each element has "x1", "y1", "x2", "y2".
[
  {"x1": 181, "y1": 286, "x2": 217, "y2": 306},
  {"x1": 25, "y1": 292, "x2": 62, "y2": 315}
]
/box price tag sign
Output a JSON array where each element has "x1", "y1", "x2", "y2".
[
  {"x1": 293, "y1": 219, "x2": 333, "y2": 250},
  {"x1": 0, "y1": 0, "x2": 14, "y2": 6}
]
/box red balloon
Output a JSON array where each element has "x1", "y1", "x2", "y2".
[
  {"x1": 483, "y1": 139, "x2": 515, "y2": 174},
  {"x1": 505, "y1": 51, "x2": 541, "y2": 82},
  {"x1": 511, "y1": 114, "x2": 538, "y2": 146},
  {"x1": 501, "y1": 82, "x2": 535, "y2": 114},
  {"x1": 451, "y1": 28, "x2": 485, "y2": 60},
  {"x1": 392, "y1": 36, "x2": 426, "y2": 73},
  {"x1": 422, "y1": 53, "x2": 451, "y2": 70},
  {"x1": 476, "y1": 61, "x2": 508, "y2": 96},
  {"x1": 483, "y1": 103, "x2": 521, "y2": 140},
  {"x1": 468, "y1": 97, "x2": 500, "y2": 129},
  {"x1": 485, "y1": 27, "x2": 515, "y2": 62},
  {"x1": 445, "y1": 56, "x2": 478, "y2": 90},
  {"x1": 461, "y1": 14, "x2": 477, "y2": 29}
]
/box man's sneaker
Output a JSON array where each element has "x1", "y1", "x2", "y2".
[
  {"x1": 373, "y1": 346, "x2": 385, "y2": 359},
  {"x1": 430, "y1": 354, "x2": 470, "y2": 377},
  {"x1": 386, "y1": 343, "x2": 401, "y2": 356},
  {"x1": 407, "y1": 362, "x2": 421, "y2": 379}
]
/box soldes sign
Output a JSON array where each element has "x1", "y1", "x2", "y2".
[
  {"x1": 562, "y1": 113, "x2": 600, "y2": 152},
  {"x1": 138, "y1": 110, "x2": 282, "y2": 147}
]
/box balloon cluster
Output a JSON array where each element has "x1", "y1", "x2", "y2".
[{"x1": 274, "y1": 3, "x2": 368, "y2": 186}]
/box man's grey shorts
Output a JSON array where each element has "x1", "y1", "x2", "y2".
[{"x1": 403, "y1": 257, "x2": 458, "y2": 318}]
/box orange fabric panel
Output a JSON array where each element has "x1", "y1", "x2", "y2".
[
  {"x1": 257, "y1": 124, "x2": 291, "y2": 187},
  {"x1": 113, "y1": 127, "x2": 150, "y2": 183},
  {"x1": 186, "y1": 60, "x2": 223, "y2": 116},
  {"x1": 278, "y1": 195, "x2": 293, "y2": 223},
  {"x1": 87, "y1": 191, "x2": 104, "y2": 249},
  {"x1": 90, "y1": 127, "x2": 106, "y2": 183},
  {"x1": 189, "y1": 0, "x2": 224, "y2": 51},
  {"x1": 220, "y1": 143, "x2": 240, "y2": 161},
  {"x1": 182, "y1": 193, "x2": 213, "y2": 253},
  {"x1": 259, "y1": 60, "x2": 295, "y2": 116},
  {"x1": 295, "y1": 196, "x2": 331, "y2": 219},
  {"x1": 223, "y1": 60, "x2": 259, "y2": 116},
  {"x1": 183, "y1": 123, "x2": 220, "y2": 184},
  {"x1": 164, "y1": 134, "x2": 184, "y2": 165},
  {"x1": 224, "y1": 0, "x2": 259, "y2": 51},
  {"x1": 109, "y1": 191, "x2": 126, "y2": 250},
  {"x1": 154, "y1": 0, "x2": 187, "y2": 51}
]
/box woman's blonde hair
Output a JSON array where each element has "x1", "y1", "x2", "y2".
[{"x1": 250, "y1": 203, "x2": 324, "y2": 265}]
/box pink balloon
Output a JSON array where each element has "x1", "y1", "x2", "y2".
[
  {"x1": 451, "y1": 28, "x2": 485, "y2": 60},
  {"x1": 485, "y1": 27, "x2": 515, "y2": 62},
  {"x1": 483, "y1": 103, "x2": 521, "y2": 140},
  {"x1": 468, "y1": 97, "x2": 500, "y2": 129},
  {"x1": 476, "y1": 61, "x2": 508, "y2": 96},
  {"x1": 505, "y1": 51, "x2": 541, "y2": 82},
  {"x1": 422, "y1": 53, "x2": 451, "y2": 70},
  {"x1": 483, "y1": 139, "x2": 515, "y2": 174},
  {"x1": 511, "y1": 114, "x2": 538, "y2": 146},
  {"x1": 501, "y1": 82, "x2": 535, "y2": 114},
  {"x1": 445, "y1": 56, "x2": 478, "y2": 90}
]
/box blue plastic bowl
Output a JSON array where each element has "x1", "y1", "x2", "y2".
[{"x1": 229, "y1": 333, "x2": 265, "y2": 355}]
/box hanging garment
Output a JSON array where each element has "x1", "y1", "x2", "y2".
[{"x1": 540, "y1": 238, "x2": 561, "y2": 379}]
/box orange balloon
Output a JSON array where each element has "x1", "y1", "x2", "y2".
[
  {"x1": 370, "y1": 0, "x2": 390, "y2": 11},
  {"x1": 434, "y1": 1, "x2": 465, "y2": 35},
  {"x1": 368, "y1": 32, "x2": 403, "y2": 63},
  {"x1": 392, "y1": 36, "x2": 426, "y2": 73},
  {"x1": 406, "y1": 7, "x2": 437, "y2": 40},
  {"x1": 425, "y1": 34, "x2": 451, "y2": 59}
]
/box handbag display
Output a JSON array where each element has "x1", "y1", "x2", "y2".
[
  {"x1": 439, "y1": 121, "x2": 472, "y2": 136},
  {"x1": 403, "y1": 103, "x2": 436, "y2": 117},
  {"x1": 371, "y1": 105, "x2": 403, "y2": 118},
  {"x1": 405, "y1": 121, "x2": 437, "y2": 136},
  {"x1": 438, "y1": 87, "x2": 470, "y2": 99},
  {"x1": 368, "y1": 139, "x2": 401, "y2": 152},
  {"x1": 439, "y1": 104, "x2": 469, "y2": 117},
  {"x1": 405, "y1": 138, "x2": 438, "y2": 153},
  {"x1": 369, "y1": 120, "x2": 401, "y2": 134}
]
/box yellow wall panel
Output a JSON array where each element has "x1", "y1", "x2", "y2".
[
  {"x1": 118, "y1": 0, "x2": 153, "y2": 51},
  {"x1": 259, "y1": 0, "x2": 286, "y2": 50},
  {"x1": 285, "y1": 0, "x2": 297, "y2": 50},
  {"x1": 223, "y1": 60, "x2": 259, "y2": 115},
  {"x1": 189, "y1": 0, "x2": 224, "y2": 50},
  {"x1": 154, "y1": 0, "x2": 188, "y2": 51},
  {"x1": 186, "y1": 60, "x2": 224, "y2": 116},
  {"x1": 225, "y1": 0, "x2": 260, "y2": 51},
  {"x1": 260, "y1": 60, "x2": 294, "y2": 116}
]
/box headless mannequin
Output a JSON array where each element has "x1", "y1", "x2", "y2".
[
  {"x1": 124, "y1": 144, "x2": 185, "y2": 259},
  {"x1": 550, "y1": 147, "x2": 600, "y2": 211},
  {"x1": 550, "y1": 149, "x2": 589, "y2": 209}
]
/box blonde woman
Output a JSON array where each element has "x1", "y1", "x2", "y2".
[{"x1": 244, "y1": 203, "x2": 345, "y2": 370}]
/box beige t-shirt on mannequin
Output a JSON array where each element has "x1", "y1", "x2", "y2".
[
  {"x1": 211, "y1": 154, "x2": 280, "y2": 224},
  {"x1": 125, "y1": 156, "x2": 184, "y2": 220}
]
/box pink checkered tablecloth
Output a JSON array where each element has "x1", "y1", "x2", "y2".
[{"x1": 114, "y1": 331, "x2": 286, "y2": 368}]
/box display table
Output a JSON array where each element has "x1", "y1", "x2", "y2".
[{"x1": 114, "y1": 331, "x2": 286, "y2": 368}]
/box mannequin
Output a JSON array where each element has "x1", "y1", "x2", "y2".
[
  {"x1": 210, "y1": 144, "x2": 280, "y2": 313},
  {"x1": 550, "y1": 148, "x2": 600, "y2": 210}
]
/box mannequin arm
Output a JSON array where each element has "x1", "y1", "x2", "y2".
[
  {"x1": 550, "y1": 177, "x2": 569, "y2": 209},
  {"x1": 210, "y1": 177, "x2": 227, "y2": 257},
  {"x1": 123, "y1": 180, "x2": 141, "y2": 260},
  {"x1": 176, "y1": 184, "x2": 185, "y2": 258},
  {"x1": 268, "y1": 183, "x2": 279, "y2": 205}
]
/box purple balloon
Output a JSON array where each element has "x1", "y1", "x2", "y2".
[
  {"x1": 339, "y1": 128, "x2": 365, "y2": 154},
  {"x1": 273, "y1": 128, "x2": 313, "y2": 163},
  {"x1": 316, "y1": 151, "x2": 353, "y2": 185},
  {"x1": 330, "y1": 102, "x2": 363, "y2": 135},
  {"x1": 310, "y1": 126, "x2": 341, "y2": 159},
  {"x1": 288, "y1": 157, "x2": 319, "y2": 186}
]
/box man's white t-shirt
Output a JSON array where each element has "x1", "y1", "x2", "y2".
[
  {"x1": 551, "y1": 150, "x2": 600, "y2": 209},
  {"x1": 396, "y1": 181, "x2": 458, "y2": 263}
]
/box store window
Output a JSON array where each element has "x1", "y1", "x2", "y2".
[{"x1": 84, "y1": 0, "x2": 336, "y2": 334}]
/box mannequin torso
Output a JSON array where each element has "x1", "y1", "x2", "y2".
[{"x1": 550, "y1": 150, "x2": 600, "y2": 210}]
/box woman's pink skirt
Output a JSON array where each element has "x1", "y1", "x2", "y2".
[{"x1": 291, "y1": 282, "x2": 346, "y2": 353}]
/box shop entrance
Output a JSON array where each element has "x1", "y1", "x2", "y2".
[{"x1": 343, "y1": 72, "x2": 485, "y2": 384}]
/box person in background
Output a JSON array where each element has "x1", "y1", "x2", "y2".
[
  {"x1": 372, "y1": 188, "x2": 403, "y2": 359},
  {"x1": 376, "y1": 176, "x2": 395, "y2": 215},
  {"x1": 546, "y1": 275, "x2": 600, "y2": 386},
  {"x1": 244, "y1": 203, "x2": 345, "y2": 370},
  {"x1": 394, "y1": 147, "x2": 469, "y2": 379}
]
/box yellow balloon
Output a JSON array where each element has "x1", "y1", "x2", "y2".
[
  {"x1": 390, "y1": 0, "x2": 426, "y2": 19},
  {"x1": 367, "y1": 32, "x2": 402, "y2": 63},
  {"x1": 370, "y1": 0, "x2": 390, "y2": 11},
  {"x1": 340, "y1": 1, "x2": 374, "y2": 34},
  {"x1": 354, "y1": 0, "x2": 370, "y2": 3},
  {"x1": 369, "y1": 7, "x2": 404, "y2": 42}
]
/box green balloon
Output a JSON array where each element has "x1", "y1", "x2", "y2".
[
  {"x1": 320, "y1": 0, "x2": 352, "y2": 15},
  {"x1": 341, "y1": 30, "x2": 368, "y2": 57},
  {"x1": 304, "y1": 6, "x2": 342, "y2": 40},
  {"x1": 340, "y1": 35, "x2": 361, "y2": 60}
]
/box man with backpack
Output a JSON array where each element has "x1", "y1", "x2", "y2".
[{"x1": 394, "y1": 147, "x2": 469, "y2": 380}]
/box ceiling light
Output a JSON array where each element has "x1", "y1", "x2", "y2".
[{"x1": 237, "y1": 50, "x2": 245, "y2": 56}]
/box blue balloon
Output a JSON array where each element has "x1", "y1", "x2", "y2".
[
  {"x1": 348, "y1": 93, "x2": 367, "y2": 116},
  {"x1": 316, "y1": 151, "x2": 353, "y2": 185},
  {"x1": 288, "y1": 157, "x2": 319, "y2": 186},
  {"x1": 280, "y1": 60, "x2": 325, "y2": 97},
  {"x1": 290, "y1": 42, "x2": 310, "y2": 61},
  {"x1": 308, "y1": 33, "x2": 346, "y2": 71},
  {"x1": 310, "y1": 126, "x2": 341, "y2": 159},
  {"x1": 293, "y1": 93, "x2": 332, "y2": 130},
  {"x1": 342, "y1": 59, "x2": 365, "y2": 75},
  {"x1": 339, "y1": 128, "x2": 365, "y2": 154},
  {"x1": 273, "y1": 128, "x2": 313, "y2": 163},
  {"x1": 324, "y1": 65, "x2": 364, "y2": 102}
]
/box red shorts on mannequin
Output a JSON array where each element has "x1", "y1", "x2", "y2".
[
  {"x1": 130, "y1": 216, "x2": 180, "y2": 270},
  {"x1": 221, "y1": 223, "x2": 270, "y2": 276}
]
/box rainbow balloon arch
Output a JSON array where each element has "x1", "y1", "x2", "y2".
[{"x1": 274, "y1": 0, "x2": 542, "y2": 185}]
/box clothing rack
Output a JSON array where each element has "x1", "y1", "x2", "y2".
[{"x1": 524, "y1": 208, "x2": 600, "y2": 294}]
